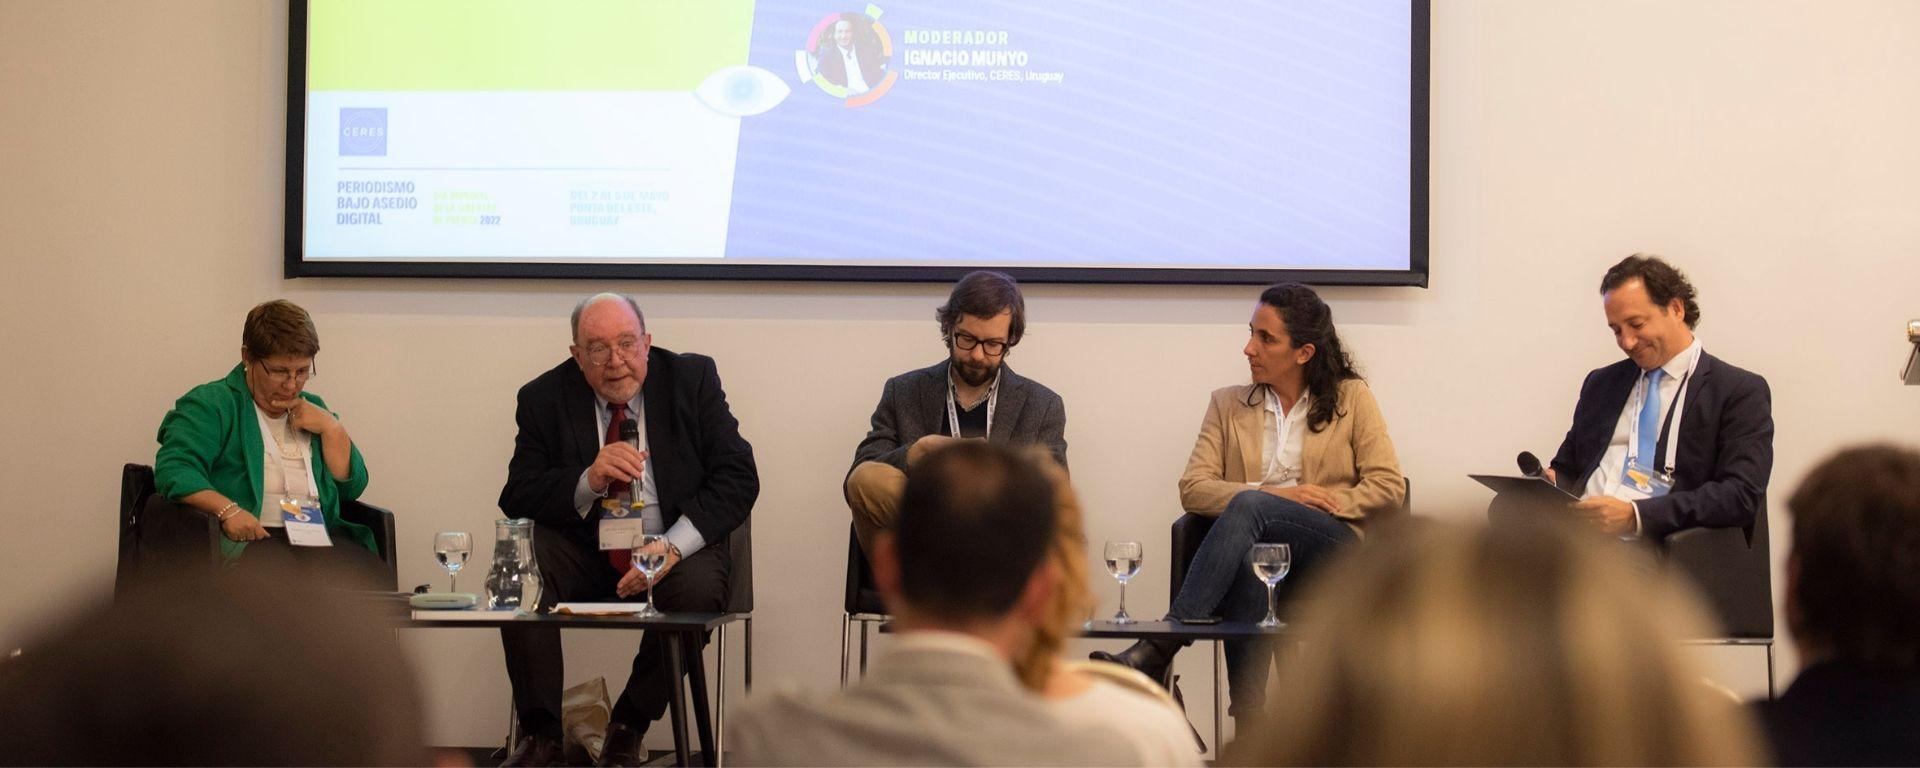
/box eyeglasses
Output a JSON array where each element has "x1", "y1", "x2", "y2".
[
  {"x1": 259, "y1": 362, "x2": 315, "y2": 384},
  {"x1": 951, "y1": 332, "x2": 1012, "y2": 357},
  {"x1": 582, "y1": 338, "x2": 644, "y2": 367}
]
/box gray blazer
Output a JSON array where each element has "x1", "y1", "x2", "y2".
[
  {"x1": 849, "y1": 360, "x2": 1068, "y2": 475},
  {"x1": 727, "y1": 642, "x2": 1141, "y2": 766}
]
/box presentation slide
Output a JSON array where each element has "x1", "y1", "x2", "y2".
[{"x1": 294, "y1": 0, "x2": 1421, "y2": 281}]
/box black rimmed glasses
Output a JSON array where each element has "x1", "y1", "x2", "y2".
[
  {"x1": 583, "y1": 338, "x2": 644, "y2": 367},
  {"x1": 951, "y1": 332, "x2": 1012, "y2": 357}
]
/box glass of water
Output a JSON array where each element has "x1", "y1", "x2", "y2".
[
  {"x1": 1104, "y1": 541, "x2": 1143, "y2": 624},
  {"x1": 633, "y1": 534, "x2": 669, "y2": 618},
  {"x1": 434, "y1": 531, "x2": 471, "y2": 593},
  {"x1": 1251, "y1": 542, "x2": 1292, "y2": 628}
]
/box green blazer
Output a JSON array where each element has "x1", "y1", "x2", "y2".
[{"x1": 154, "y1": 364, "x2": 375, "y2": 560}]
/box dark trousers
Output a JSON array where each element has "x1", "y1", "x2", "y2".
[
  {"x1": 500, "y1": 525, "x2": 729, "y2": 737},
  {"x1": 226, "y1": 528, "x2": 389, "y2": 591},
  {"x1": 1168, "y1": 490, "x2": 1356, "y2": 715}
]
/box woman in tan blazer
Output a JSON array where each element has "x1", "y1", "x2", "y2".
[{"x1": 1094, "y1": 283, "x2": 1404, "y2": 729}]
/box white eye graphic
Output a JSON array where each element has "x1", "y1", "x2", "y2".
[{"x1": 695, "y1": 65, "x2": 792, "y2": 118}]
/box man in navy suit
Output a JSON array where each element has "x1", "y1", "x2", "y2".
[
  {"x1": 496, "y1": 294, "x2": 758, "y2": 767},
  {"x1": 1537, "y1": 254, "x2": 1773, "y2": 540}
]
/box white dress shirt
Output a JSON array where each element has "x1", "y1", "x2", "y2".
[
  {"x1": 838, "y1": 45, "x2": 871, "y2": 94},
  {"x1": 1253, "y1": 388, "x2": 1310, "y2": 488},
  {"x1": 1583, "y1": 338, "x2": 1702, "y2": 533},
  {"x1": 572, "y1": 392, "x2": 707, "y2": 558}
]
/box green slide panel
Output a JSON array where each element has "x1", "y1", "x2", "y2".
[{"x1": 308, "y1": 0, "x2": 756, "y2": 91}]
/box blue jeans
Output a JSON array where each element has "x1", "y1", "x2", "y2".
[{"x1": 1168, "y1": 490, "x2": 1357, "y2": 715}]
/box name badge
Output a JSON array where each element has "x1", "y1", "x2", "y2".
[
  {"x1": 1617, "y1": 461, "x2": 1674, "y2": 501},
  {"x1": 279, "y1": 498, "x2": 333, "y2": 547},
  {"x1": 599, "y1": 498, "x2": 648, "y2": 551}
]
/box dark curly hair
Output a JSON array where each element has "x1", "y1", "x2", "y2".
[
  {"x1": 936, "y1": 271, "x2": 1025, "y2": 348},
  {"x1": 1248, "y1": 283, "x2": 1362, "y2": 433},
  {"x1": 1600, "y1": 254, "x2": 1700, "y2": 329}
]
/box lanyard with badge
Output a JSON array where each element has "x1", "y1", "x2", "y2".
[
  {"x1": 255, "y1": 406, "x2": 333, "y2": 547},
  {"x1": 946, "y1": 368, "x2": 1000, "y2": 440},
  {"x1": 1620, "y1": 347, "x2": 1700, "y2": 500},
  {"x1": 599, "y1": 401, "x2": 651, "y2": 550}
]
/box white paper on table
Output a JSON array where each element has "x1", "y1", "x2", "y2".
[{"x1": 554, "y1": 602, "x2": 647, "y2": 616}]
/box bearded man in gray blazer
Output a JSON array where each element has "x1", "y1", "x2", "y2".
[
  {"x1": 730, "y1": 442, "x2": 1136, "y2": 766},
  {"x1": 845, "y1": 270, "x2": 1068, "y2": 558}
]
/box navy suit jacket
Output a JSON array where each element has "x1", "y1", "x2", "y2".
[
  {"x1": 498, "y1": 347, "x2": 759, "y2": 555},
  {"x1": 1549, "y1": 351, "x2": 1773, "y2": 540}
]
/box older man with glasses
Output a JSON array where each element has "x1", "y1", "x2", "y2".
[
  {"x1": 844, "y1": 270, "x2": 1068, "y2": 560},
  {"x1": 496, "y1": 293, "x2": 759, "y2": 767}
]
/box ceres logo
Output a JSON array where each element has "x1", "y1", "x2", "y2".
[{"x1": 339, "y1": 108, "x2": 387, "y2": 157}]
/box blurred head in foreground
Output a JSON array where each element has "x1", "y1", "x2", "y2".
[
  {"x1": 1230, "y1": 521, "x2": 1762, "y2": 766},
  {"x1": 0, "y1": 561, "x2": 427, "y2": 766},
  {"x1": 1786, "y1": 443, "x2": 1920, "y2": 673}
]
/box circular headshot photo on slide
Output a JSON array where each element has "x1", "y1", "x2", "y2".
[{"x1": 797, "y1": 7, "x2": 896, "y2": 107}]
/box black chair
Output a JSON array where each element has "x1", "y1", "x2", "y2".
[
  {"x1": 1663, "y1": 500, "x2": 1775, "y2": 698},
  {"x1": 1172, "y1": 477, "x2": 1411, "y2": 599},
  {"x1": 116, "y1": 463, "x2": 400, "y2": 593},
  {"x1": 840, "y1": 524, "x2": 889, "y2": 687},
  {"x1": 701, "y1": 517, "x2": 754, "y2": 765}
]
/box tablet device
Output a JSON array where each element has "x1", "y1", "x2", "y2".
[{"x1": 1470, "y1": 474, "x2": 1579, "y2": 507}]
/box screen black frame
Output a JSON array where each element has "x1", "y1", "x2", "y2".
[{"x1": 284, "y1": 0, "x2": 1429, "y2": 287}]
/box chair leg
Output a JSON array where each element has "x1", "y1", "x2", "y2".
[
  {"x1": 1766, "y1": 642, "x2": 1777, "y2": 701},
  {"x1": 716, "y1": 624, "x2": 728, "y2": 768},
  {"x1": 1212, "y1": 640, "x2": 1224, "y2": 758},
  {"x1": 859, "y1": 621, "x2": 871, "y2": 679},
  {"x1": 839, "y1": 614, "x2": 852, "y2": 689},
  {"x1": 744, "y1": 617, "x2": 753, "y2": 693}
]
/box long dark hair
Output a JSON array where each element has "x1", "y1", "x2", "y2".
[{"x1": 1247, "y1": 283, "x2": 1361, "y2": 432}]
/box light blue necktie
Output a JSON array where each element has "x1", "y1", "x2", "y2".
[{"x1": 1630, "y1": 367, "x2": 1666, "y2": 479}]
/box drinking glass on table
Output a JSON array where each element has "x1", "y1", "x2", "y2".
[
  {"x1": 1251, "y1": 542, "x2": 1292, "y2": 628},
  {"x1": 1104, "y1": 541, "x2": 1143, "y2": 624},
  {"x1": 632, "y1": 534, "x2": 669, "y2": 618},
  {"x1": 433, "y1": 531, "x2": 471, "y2": 593}
]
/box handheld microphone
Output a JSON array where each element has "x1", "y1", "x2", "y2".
[
  {"x1": 1517, "y1": 451, "x2": 1544, "y2": 479},
  {"x1": 619, "y1": 419, "x2": 641, "y2": 509}
]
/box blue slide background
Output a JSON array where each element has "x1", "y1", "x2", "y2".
[{"x1": 724, "y1": 0, "x2": 1412, "y2": 269}]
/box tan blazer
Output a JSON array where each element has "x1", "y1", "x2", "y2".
[{"x1": 1177, "y1": 379, "x2": 1405, "y2": 532}]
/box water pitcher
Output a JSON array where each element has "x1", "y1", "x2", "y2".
[{"x1": 485, "y1": 518, "x2": 543, "y2": 613}]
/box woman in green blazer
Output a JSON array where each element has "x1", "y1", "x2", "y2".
[{"x1": 154, "y1": 300, "x2": 378, "y2": 570}]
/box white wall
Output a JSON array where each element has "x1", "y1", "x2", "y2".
[{"x1": 2, "y1": 0, "x2": 1916, "y2": 750}]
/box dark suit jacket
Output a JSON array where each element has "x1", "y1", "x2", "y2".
[
  {"x1": 817, "y1": 42, "x2": 884, "y2": 90},
  {"x1": 850, "y1": 360, "x2": 1067, "y2": 475},
  {"x1": 1549, "y1": 351, "x2": 1772, "y2": 540},
  {"x1": 1757, "y1": 661, "x2": 1920, "y2": 767},
  {"x1": 499, "y1": 348, "x2": 758, "y2": 555}
]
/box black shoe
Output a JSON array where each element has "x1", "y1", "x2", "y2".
[
  {"x1": 1090, "y1": 638, "x2": 1180, "y2": 689},
  {"x1": 500, "y1": 733, "x2": 563, "y2": 768},
  {"x1": 597, "y1": 722, "x2": 646, "y2": 768}
]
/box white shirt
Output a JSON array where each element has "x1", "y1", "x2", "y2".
[
  {"x1": 1583, "y1": 338, "x2": 1702, "y2": 533},
  {"x1": 255, "y1": 405, "x2": 316, "y2": 528},
  {"x1": 1254, "y1": 388, "x2": 1310, "y2": 488},
  {"x1": 571, "y1": 392, "x2": 707, "y2": 558},
  {"x1": 1050, "y1": 679, "x2": 1202, "y2": 766},
  {"x1": 838, "y1": 45, "x2": 870, "y2": 94}
]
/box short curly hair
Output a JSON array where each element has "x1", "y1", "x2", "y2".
[{"x1": 1600, "y1": 253, "x2": 1701, "y2": 328}]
